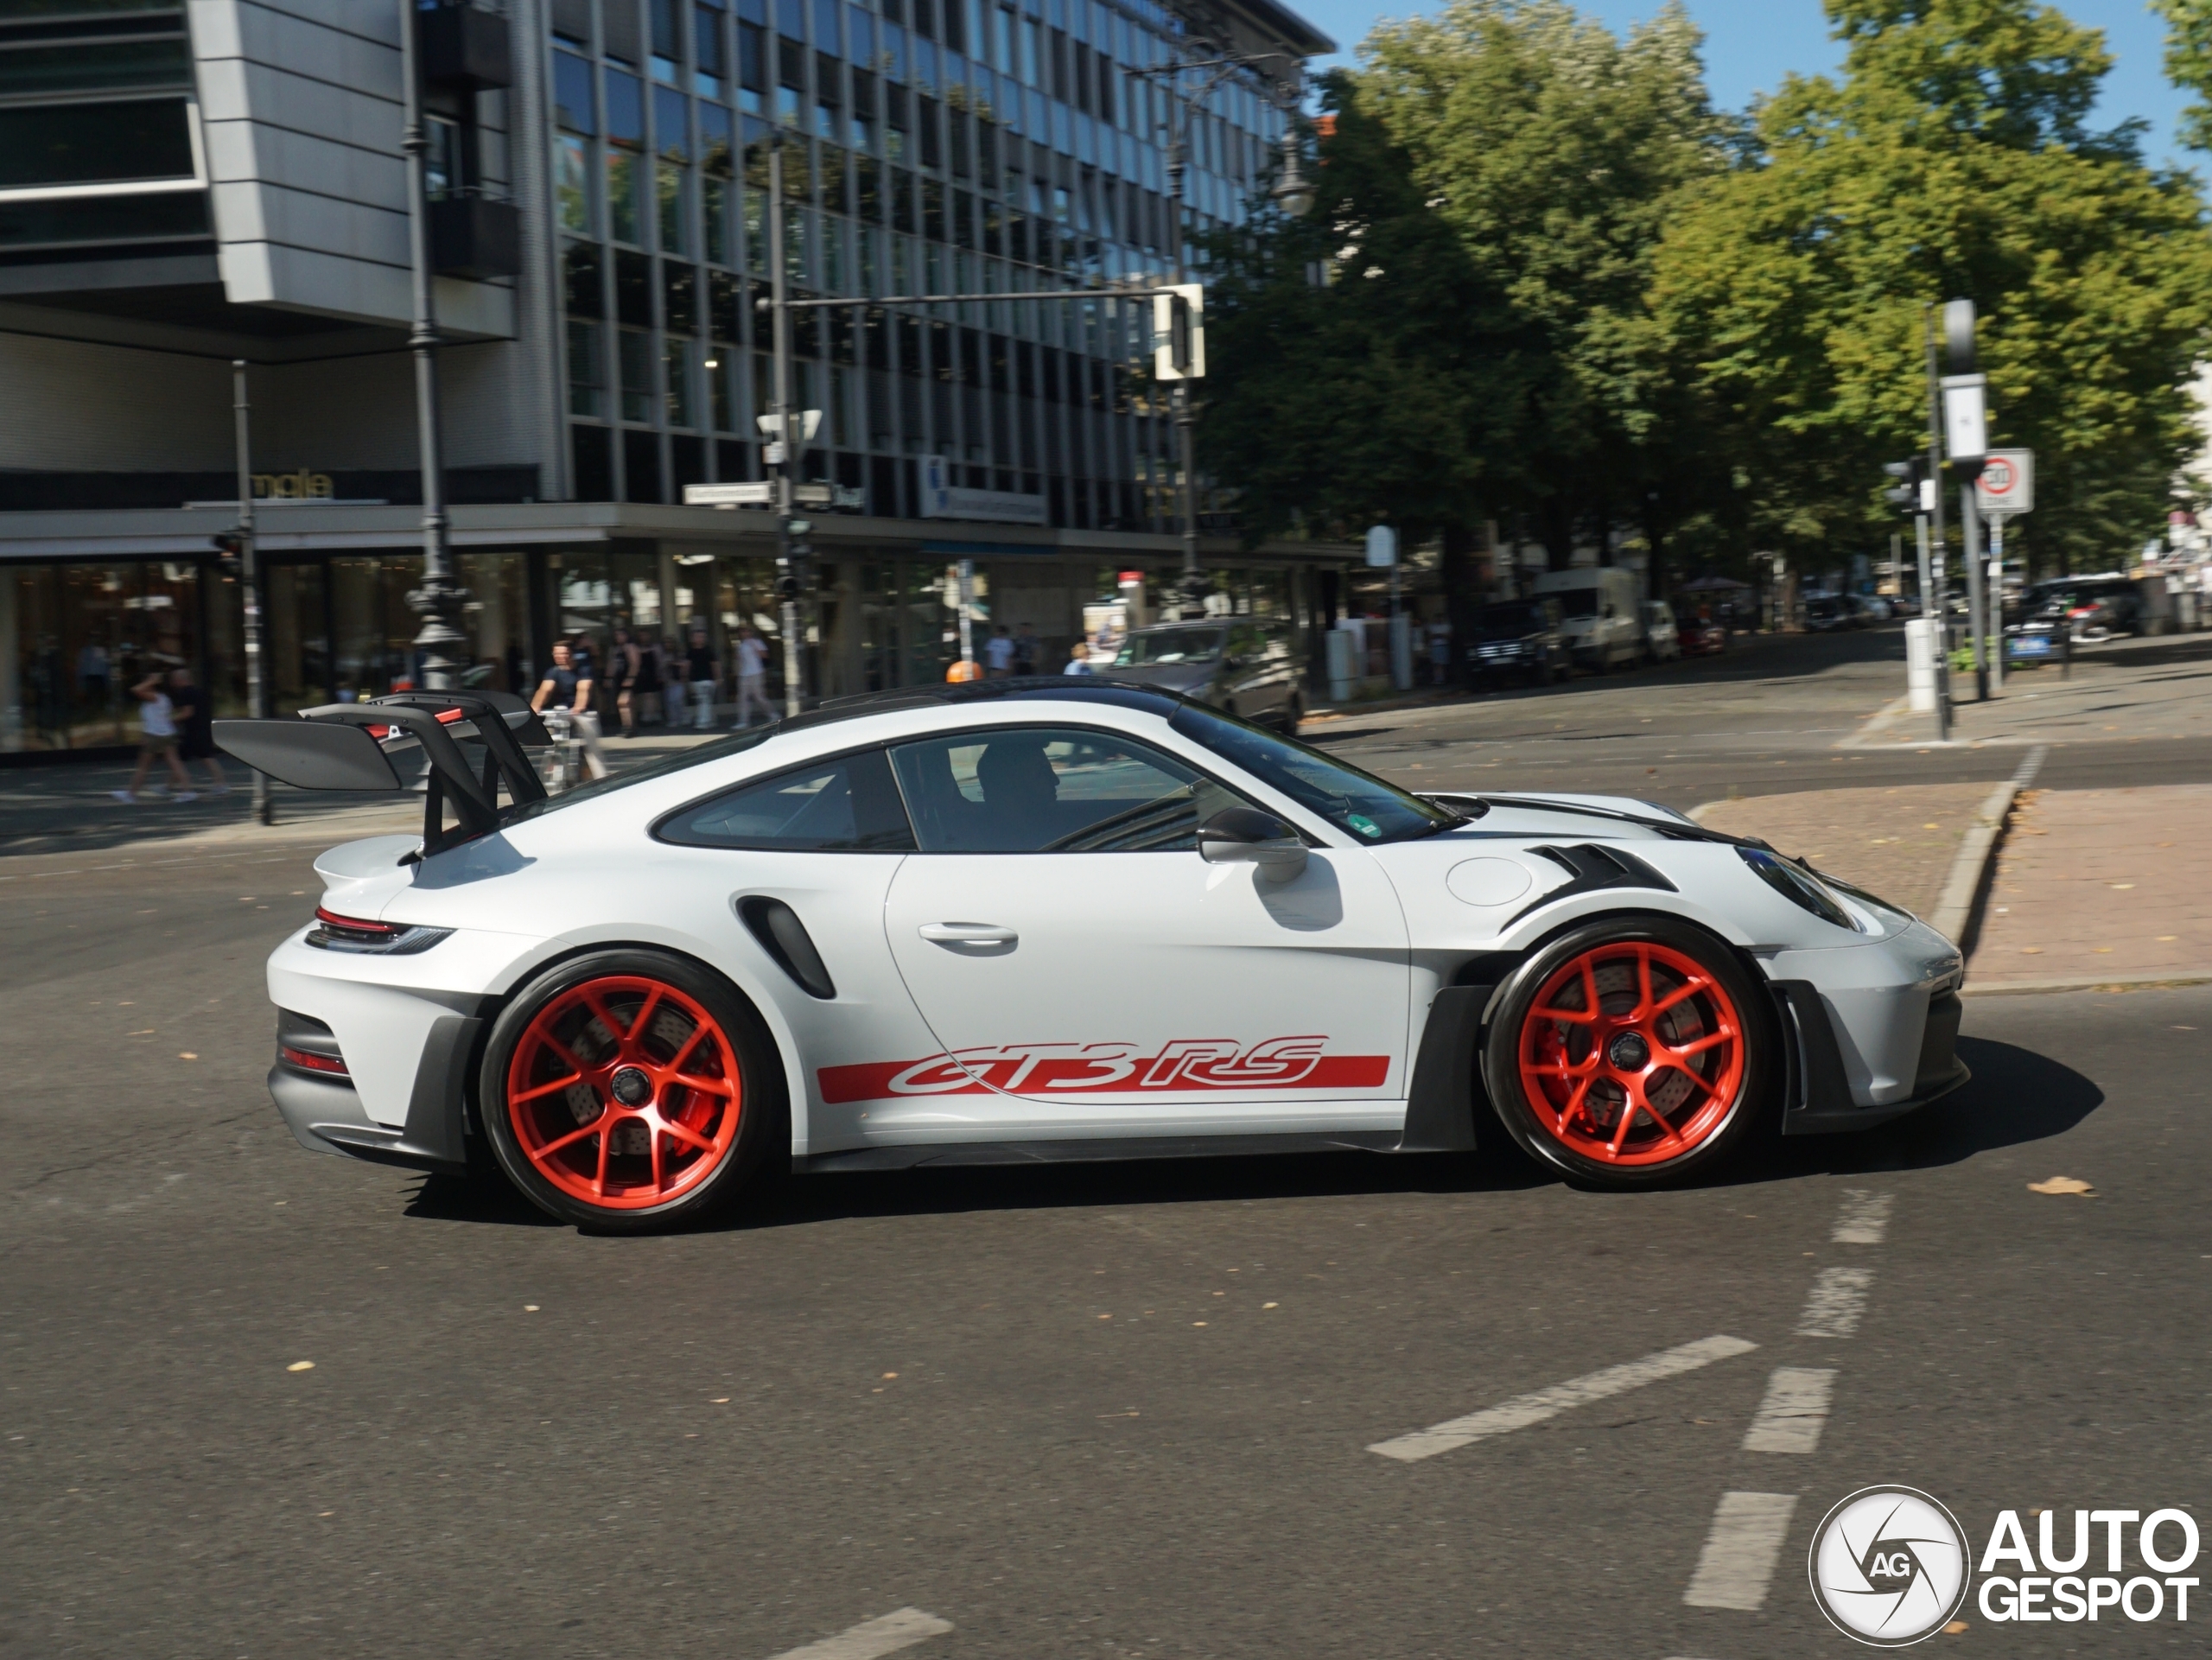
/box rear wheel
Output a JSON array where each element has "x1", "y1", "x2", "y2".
[
  {"x1": 480, "y1": 949, "x2": 785, "y2": 1232},
  {"x1": 1484, "y1": 917, "x2": 1774, "y2": 1187}
]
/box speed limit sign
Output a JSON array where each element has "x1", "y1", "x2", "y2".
[{"x1": 1975, "y1": 448, "x2": 2033, "y2": 515}]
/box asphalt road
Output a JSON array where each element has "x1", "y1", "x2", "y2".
[{"x1": 5, "y1": 811, "x2": 2209, "y2": 1655}]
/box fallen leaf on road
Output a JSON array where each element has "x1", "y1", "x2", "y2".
[
  {"x1": 2111, "y1": 883, "x2": 2136, "y2": 890},
  {"x1": 1923, "y1": 822, "x2": 1940, "y2": 830},
  {"x1": 1944, "y1": 1620, "x2": 1970, "y2": 1634},
  {"x1": 287, "y1": 1361, "x2": 315, "y2": 1372},
  {"x1": 2020, "y1": 947, "x2": 2044, "y2": 955},
  {"x1": 2027, "y1": 1177, "x2": 2094, "y2": 1197},
  {"x1": 178, "y1": 1052, "x2": 198, "y2": 1059},
  {"x1": 2158, "y1": 935, "x2": 2178, "y2": 941}
]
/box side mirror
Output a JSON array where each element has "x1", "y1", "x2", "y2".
[{"x1": 1198, "y1": 806, "x2": 1307, "y2": 881}]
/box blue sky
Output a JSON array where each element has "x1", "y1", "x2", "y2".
[{"x1": 1293, "y1": 0, "x2": 2202, "y2": 170}]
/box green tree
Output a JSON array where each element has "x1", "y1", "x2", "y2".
[{"x1": 1652, "y1": 0, "x2": 2212, "y2": 575}]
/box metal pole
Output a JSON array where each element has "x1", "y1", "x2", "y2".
[
  {"x1": 1986, "y1": 512, "x2": 2005, "y2": 690},
  {"x1": 769, "y1": 134, "x2": 801, "y2": 718},
  {"x1": 232, "y1": 360, "x2": 272, "y2": 825},
  {"x1": 1923, "y1": 308, "x2": 1953, "y2": 736},
  {"x1": 1166, "y1": 78, "x2": 1200, "y2": 619},
  {"x1": 1961, "y1": 481, "x2": 1987, "y2": 701},
  {"x1": 1914, "y1": 511, "x2": 1948, "y2": 741},
  {"x1": 398, "y1": 0, "x2": 467, "y2": 691}
]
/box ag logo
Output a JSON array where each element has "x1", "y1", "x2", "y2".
[{"x1": 1808, "y1": 1486, "x2": 1971, "y2": 1646}]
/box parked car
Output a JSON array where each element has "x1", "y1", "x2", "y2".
[
  {"x1": 1850, "y1": 595, "x2": 1894, "y2": 622},
  {"x1": 1531, "y1": 567, "x2": 1644, "y2": 671},
  {"x1": 1804, "y1": 595, "x2": 1860, "y2": 632},
  {"x1": 1465, "y1": 599, "x2": 1571, "y2": 685},
  {"x1": 2015, "y1": 575, "x2": 2144, "y2": 641},
  {"x1": 1640, "y1": 600, "x2": 1681, "y2": 662},
  {"x1": 1090, "y1": 620, "x2": 1306, "y2": 732}
]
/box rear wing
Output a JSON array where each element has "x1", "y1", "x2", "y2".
[{"x1": 213, "y1": 690, "x2": 554, "y2": 855}]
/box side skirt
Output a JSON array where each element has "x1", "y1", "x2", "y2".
[{"x1": 795, "y1": 1129, "x2": 1405, "y2": 1173}]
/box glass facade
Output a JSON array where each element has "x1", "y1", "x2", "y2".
[{"x1": 552, "y1": 0, "x2": 1286, "y2": 526}]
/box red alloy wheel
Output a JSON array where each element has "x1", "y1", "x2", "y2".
[
  {"x1": 503, "y1": 975, "x2": 743, "y2": 1211},
  {"x1": 1516, "y1": 940, "x2": 1746, "y2": 1167}
]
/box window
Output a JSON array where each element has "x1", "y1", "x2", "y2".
[
  {"x1": 619, "y1": 328, "x2": 654, "y2": 422},
  {"x1": 555, "y1": 133, "x2": 593, "y2": 231},
  {"x1": 566, "y1": 319, "x2": 605, "y2": 417},
  {"x1": 658, "y1": 749, "x2": 915, "y2": 849},
  {"x1": 554, "y1": 50, "x2": 596, "y2": 132},
  {"x1": 607, "y1": 147, "x2": 643, "y2": 241},
  {"x1": 0, "y1": 99, "x2": 194, "y2": 189},
  {"x1": 658, "y1": 156, "x2": 688, "y2": 251},
  {"x1": 1168, "y1": 703, "x2": 1460, "y2": 845},
  {"x1": 887, "y1": 726, "x2": 1247, "y2": 853}
]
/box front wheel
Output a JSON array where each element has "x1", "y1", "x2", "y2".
[
  {"x1": 480, "y1": 949, "x2": 786, "y2": 1231},
  {"x1": 1483, "y1": 917, "x2": 1775, "y2": 1188}
]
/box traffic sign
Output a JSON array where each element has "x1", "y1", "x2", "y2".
[
  {"x1": 1364, "y1": 525, "x2": 1398, "y2": 568},
  {"x1": 684, "y1": 482, "x2": 773, "y2": 506},
  {"x1": 1153, "y1": 285, "x2": 1205, "y2": 381},
  {"x1": 1974, "y1": 448, "x2": 2033, "y2": 516}
]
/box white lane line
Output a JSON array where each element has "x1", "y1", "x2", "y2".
[
  {"x1": 765, "y1": 1609, "x2": 952, "y2": 1660},
  {"x1": 1683, "y1": 1491, "x2": 1800, "y2": 1610},
  {"x1": 1831, "y1": 1190, "x2": 1893, "y2": 1245},
  {"x1": 1741, "y1": 1367, "x2": 1836, "y2": 1453},
  {"x1": 1794, "y1": 1266, "x2": 1874, "y2": 1338},
  {"x1": 1367, "y1": 1334, "x2": 1758, "y2": 1462}
]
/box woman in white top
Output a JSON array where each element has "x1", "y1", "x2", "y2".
[{"x1": 112, "y1": 669, "x2": 196, "y2": 803}]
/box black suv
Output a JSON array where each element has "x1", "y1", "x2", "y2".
[
  {"x1": 1465, "y1": 600, "x2": 1571, "y2": 685},
  {"x1": 2015, "y1": 576, "x2": 2144, "y2": 640}
]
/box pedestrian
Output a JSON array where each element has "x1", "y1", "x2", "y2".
[
  {"x1": 529, "y1": 639, "x2": 609, "y2": 779},
  {"x1": 660, "y1": 635, "x2": 686, "y2": 729},
  {"x1": 168, "y1": 666, "x2": 229, "y2": 795},
  {"x1": 732, "y1": 625, "x2": 775, "y2": 728},
  {"x1": 1014, "y1": 622, "x2": 1039, "y2": 676},
  {"x1": 983, "y1": 623, "x2": 1015, "y2": 677},
  {"x1": 633, "y1": 629, "x2": 664, "y2": 728},
  {"x1": 77, "y1": 639, "x2": 111, "y2": 709},
  {"x1": 683, "y1": 622, "x2": 720, "y2": 729},
  {"x1": 1063, "y1": 640, "x2": 1094, "y2": 676},
  {"x1": 608, "y1": 626, "x2": 641, "y2": 738},
  {"x1": 112, "y1": 667, "x2": 195, "y2": 803},
  {"x1": 1427, "y1": 618, "x2": 1452, "y2": 687}
]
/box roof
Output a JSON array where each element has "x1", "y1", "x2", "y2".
[{"x1": 791, "y1": 677, "x2": 1190, "y2": 734}]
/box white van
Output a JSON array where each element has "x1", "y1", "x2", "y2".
[{"x1": 1531, "y1": 567, "x2": 1643, "y2": 671}]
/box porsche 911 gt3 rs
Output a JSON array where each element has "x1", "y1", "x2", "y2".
[{"x1": 217, "y1": 680, "x2": 1967, "y2": 1232}]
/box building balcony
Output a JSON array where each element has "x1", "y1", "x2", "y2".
[{"x1": 430, "y1": 193, "x2": 520, "y2": 279}]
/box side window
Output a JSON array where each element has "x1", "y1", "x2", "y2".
[
  {"x1": 887, "y1": 726, "x2": 1249, "y2": 853},
  {"x1": 658, "y1": 747, "x2": 916, "y2": 849}
]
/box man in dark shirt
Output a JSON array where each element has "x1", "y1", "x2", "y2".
[
  {"x1": 168, "y1": 667, "x2": 230, "y2": 796},
  {"x1": 530, "y1": 639, "x2": 609, "y2": 779}
]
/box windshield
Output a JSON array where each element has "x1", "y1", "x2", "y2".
[
  {"x1": 1474, "y1": 604, "x2": 1545, "y2": 634},
  {"x1": 500, "y1": 728, "x2": 774, "y2": 829},
  {"x1": 1549, "y1": 589, "x2": 1599, "y2": 618},
  {"x1": 1169, "y1": 702, "x2": 1461, "y2": 843},
  {"x1": 1115, "y1": 626, "x2": 1223, "y2": 666}
]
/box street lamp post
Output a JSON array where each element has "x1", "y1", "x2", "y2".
[
  {"x1": 231, "y1": 360, "x2": 271, "y2": 825},
  {"x1": 766, "y1": 130, "x2": 808, "y2": 719},
  {"x1": 1135, "y1": 52, "x2": 1312, "y2": 615},
  {"x1": 397, "y1": 0, "x2": 470, "y2": 691}
]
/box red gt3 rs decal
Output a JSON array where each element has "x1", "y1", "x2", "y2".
[{"x1": 817, "y1": 1036, "x2": 1390, "y2": 1104}]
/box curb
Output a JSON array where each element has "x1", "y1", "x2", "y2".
[
  {"x1": 1929, "y1": 746, "x2": 2046, "y2": 949},
  {"x1": 1963, "y1": 971, "x2": 2212, "y2": 997}
]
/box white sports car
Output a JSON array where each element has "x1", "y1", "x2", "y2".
[{"x1": 217, "y1": 682, "x2": 1968, "y2": 1233}]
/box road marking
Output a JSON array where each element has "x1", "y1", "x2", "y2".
[
  {"x1": 1741, "y1": 1367, "x2": 1836, "y2": 1453},
  {"x1": 765, "y1": 1609, "x2": 952, "y2": 1660},
  {"x1": 1794, "y1": 1267, "x2": 1873, "y2": 1338},
  {"x1": 1367, "y1": 1334, "x2": 1757, "y2": 1462},
  {"x1": 1831, "y1": 1190, "x2": 1893, "y2": 1244},
  {"x1": 1683, "y1": 1491, "x2": 1799, "y2": 1610}
]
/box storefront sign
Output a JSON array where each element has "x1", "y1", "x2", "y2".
[
  {"x1": 253, "y1": 470, "x2": 336, "y2": 500},
  {"x1": 918, "y1": 455, "x2": 1047, "y2": 526}
]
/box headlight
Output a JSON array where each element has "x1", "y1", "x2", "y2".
[{"x1": 1737, "y1": 847, "x2": 1862, "y2": 932}]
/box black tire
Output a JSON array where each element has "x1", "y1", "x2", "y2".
[
  {"x1": 479, "y1": 948, "x2": 788, "y2": 1233},
  {"x1": 1481, "y1": 915, "x2": 1777, "y2": 1189}
]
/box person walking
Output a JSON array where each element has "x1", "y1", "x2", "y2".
[
  {"x1": 168, "y1": 666, "x2": 229, "y2": 795},
  {"x1": 530, "y1": 639, "x2": 609, "y2": 779},
  {"x1": 112, "y1": 667, "x2": 194, "y2": 802},
  {"x1": 633, "y1": 630, "x2": 664, "y2": 728},
  {"x1": 1063, "y1": 640, "x2": 1094, "y2": 676},
  {"x1": 983, "y1": 624, "x2": 1015, "y2": 677},
  {"x1": 683, "y1": 623, "x2": 720, "y2": 729},
  {"x1": 732, "y1": 625, "x2": 775, "y2": 728},
  {"x1": 658, "y1": 633, "x2": 687, "y2": 728},
  {"x1": 1013, "y1": 622, "x2": 1039, "y2": 677},
  {"x1": 608, "y1": 626, "x2": 641, "y2": 739}
]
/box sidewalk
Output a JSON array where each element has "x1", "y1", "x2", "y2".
[
  {"x1": 1842, "y1": 630, "x2": 2212, "y2": 748},
  {"x1": 1694, "y1": 782, "x2": 2212, "y2": 995}
]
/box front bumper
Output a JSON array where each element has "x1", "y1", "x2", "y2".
[{"x1": 1772, "y1": 980, "x2": 1968, "y2": 1135}]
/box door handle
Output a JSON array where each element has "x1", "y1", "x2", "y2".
[{"x1": 918, "y1": 922, "x2": 1018, "y2": 946}]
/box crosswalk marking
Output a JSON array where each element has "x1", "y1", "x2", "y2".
[
  {"x1": 1683, "y1": 1491, "x2": 1799, "y2": 1610},
  {"x1": 1794, "y1": 1266, "x2": 1874, "y2": 1338},
  {"x1": 1367, "y1": 1335, "x2": 1758, "y2": 1462},
  {"x1": 1742, "y1": 1367, "x2": 1836, "y2": 1453}
]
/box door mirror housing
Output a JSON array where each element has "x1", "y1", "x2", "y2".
[{"x1": 1197, "y1": 806, "x2": 1307, "y2": 881}]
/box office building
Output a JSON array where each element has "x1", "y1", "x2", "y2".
[{"x1": 0, "y1": 0, "x2": 1351, "y2": 753}]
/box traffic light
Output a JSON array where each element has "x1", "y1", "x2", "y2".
[
  {"x1": 1881, "y1": 458, "x2": 1927, "y2": 518},
  {"x1": 1152, "y1": 285, "x2": 1205, "y2": 381},
  {"x1": 210, "y1": 531, "x2": 244, "y2": 580}
]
